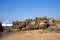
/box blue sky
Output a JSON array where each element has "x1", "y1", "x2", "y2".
[{"x1": 0, "y1": 0, "x2": 60, "y2": 23}]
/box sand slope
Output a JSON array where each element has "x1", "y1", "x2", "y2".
[{"x1": 0, "y1": 30, "x2": 60, "y2": 40}]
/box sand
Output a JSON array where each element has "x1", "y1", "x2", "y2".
[{"x1": 0, "y1": 30, "x2": 60, "y2": 40}]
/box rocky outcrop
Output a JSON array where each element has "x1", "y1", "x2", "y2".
[{"x1": 11, "y1": 17, "x2": 60, "y2": 32}]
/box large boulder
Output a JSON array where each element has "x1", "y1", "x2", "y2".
[
  {"x1": 22, "y1": 21, "x2": 37, "y2": 31},
  {"x1": 17, "y1": 21, "x2": 26, "y2": 31},
  {"x1": 11, "y1": 21, "x2": 26, "y2": 31},
  {"x1": 48, "y1": 18, "x2": 56, "y2": 26},
  {"x1": 37, "y1": 21, "x2": 48, "y2": 29}
]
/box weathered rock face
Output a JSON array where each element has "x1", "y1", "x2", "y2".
[
  {"x1": 48, "y1": 18, "x2": 56, "y2": 26},
  {"x1": 38, "y1": 22, "x2": 47, "y2": 29},
  {"x1": 11, "y1": 21, "x2": 26, "y2": 31},
  {"x1": 11, "y1": 17, "x2": 60, "y2": 31},
  {"x1": 35, "y1": 17, "x2": 49, "y2": 29},
  {"x1": 22, "y1": 20, "x2": 36, "y2": 31},
  {"x1": 12, "y1": 21, "x2": 20, "y2": 29}
]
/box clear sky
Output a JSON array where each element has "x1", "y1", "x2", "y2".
[{"x1": 0, "y1": 0, "x2": 60, "y2": 23}]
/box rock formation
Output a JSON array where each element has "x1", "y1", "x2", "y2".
[{"x1": 11, "y1": 16, "x2": 60, "y2": 33}]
